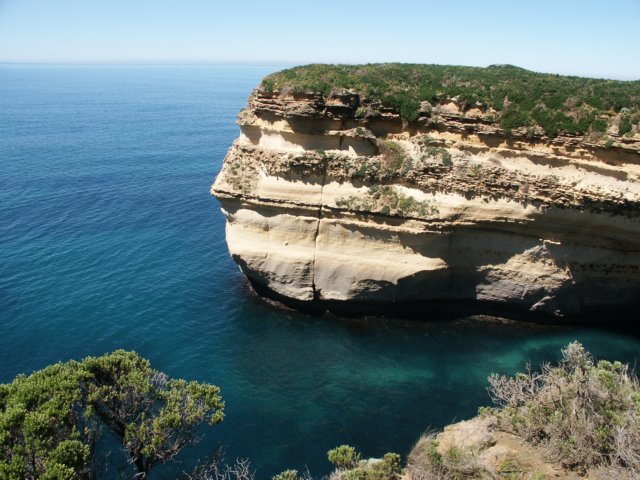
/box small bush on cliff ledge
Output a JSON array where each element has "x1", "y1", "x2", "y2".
[{"x1": 488, "y1": 342, "x2": 640, "y2": 473}]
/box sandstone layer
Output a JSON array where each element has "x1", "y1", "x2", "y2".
[{"x1": 211, "y1": 87, "x2": 640, "y2": 319}]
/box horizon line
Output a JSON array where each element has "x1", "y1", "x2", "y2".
[
  {"x1": 0, "y1": 60, "x2": 297, "y2": 66},
  {"x1": 1, "y1": 61, "x2": 638, "y2": 81}
]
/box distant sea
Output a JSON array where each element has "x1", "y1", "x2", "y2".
[{"x1": 1, "y1": 64, "x2": 640, "y2": 478}]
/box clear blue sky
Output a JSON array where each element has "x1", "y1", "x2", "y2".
[{"x1": 1, "y1": 0, "x2": 639, "y2": 79}]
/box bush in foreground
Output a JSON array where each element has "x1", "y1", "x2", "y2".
[
  {"x1": 407, "y1": 342, "x2": 640, "y2": 479},
  {"x1": 488, "y1": 341, "x2": 640, "y2": 473},
  {"x1": 272, "y1": 446, "x2": 401, "y2": 480},
  {"x1": 407, "y1": 434, "x2": 497, "y2": 480},
  {"x1": 0, "y1": 351, "x2": 224, "y2": 479}
]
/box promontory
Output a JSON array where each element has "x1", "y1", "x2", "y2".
[{"x1": 211, "y1": 64, "x2": 640, "y2": 319}]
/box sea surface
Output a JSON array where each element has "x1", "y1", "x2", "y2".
[{"x1": 1, "y1": 64, "x2": 640, "y2": 478}]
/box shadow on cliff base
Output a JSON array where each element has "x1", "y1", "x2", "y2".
[{"x1": 246, "y1": 277, "x2": 640, "y2": 327}]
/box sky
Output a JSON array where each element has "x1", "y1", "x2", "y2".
[{"x1": 1, "y1": 0, "x2": 639, "y2": 79}]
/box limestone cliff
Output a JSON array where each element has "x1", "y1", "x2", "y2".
[{"x1": 211, "y1": 65, "x2": 640, "y2": 319}]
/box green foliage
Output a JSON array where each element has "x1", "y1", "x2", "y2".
[
  {"x1": 327, "y1": 444, "x2": 360, "y2": 469},
  {"x1": 372, "y1": 453, "x2": 402, "y2": 479},
  {"x1": 470, "y1": 164, "x2": 482, "y2": 177},
  {"x1": 341, "y1": 467, "x2": 370, "y2": 480},
  {"x1": 261, "y1": 78, "x2": 275, "y2": 93},
  {"x1": 82, "y1": 350, "x2": 224, "y2": 476},
  {"x1": 378, "y1": 139, "x2": 408, "y2": 171},
  {"x1": 477, "y1": 406, "x2": 497, "y2": 418},
  {"x1": 272, "y1": 469, "x2": 302, "y2": 480},
  {"x1": 496, "y1": 456, "x2": 536, "y2": 480},
  {"x1": 407, "y1": 434, "x2": 491, "y2": 480},
  {"x1": 592, "y1": 117, "x2": 608, "y2": 132},
  {"x1": 261, "y1": 63, "x2": 640, "y2": 136},
  {"x1": 0, "y1": 361, "x2": 91, "y2": 479},
  {"x1": 425, "y1": 440, "x2": 442, "y2": 467},
  {"x1": 385, "y1": 92, "x2": 420, "y2": 123},
  {"x1": 355, "y1": 106, "x2": 382, "y2": 120},
  {"x1": 443, "y1": 445, "x2": 464, "y2": 465},
  {"x1": 336, "y1": 185, "x2": 438, "y2": 218},
  {"x1": 619, "y1": 116, "x2": 633, "y2": 136},
  {"x1": 440, "y1": 150, "x2": 453, "y2": 166},
  {"x1": 488, "y1": 342, "x2": 640, "y2": 473},
  {"x1": 327, "y1": 448, "x2": 401, "y2": 480},
  {"x1": 313, "y1": 148, "x2": 327, "y2": 159},
  {"x1": 500, "y1": 107, "x2": 529, "y2": 134},
  {"x1": 0, "y1": 351, "x2": 224, "y2": 479},
  {"x1": 420, "y1": 144, "x2": 452, "y2": 166}
]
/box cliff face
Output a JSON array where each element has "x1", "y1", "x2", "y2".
[{"x1": 211, "y1": 84, "x2": 640, "y2": 319}]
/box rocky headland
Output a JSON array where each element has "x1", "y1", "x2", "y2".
[{"x1": 212, "y1": 64, "x2": 640, "y2": 319}]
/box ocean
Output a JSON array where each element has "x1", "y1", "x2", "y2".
[{"x1": 1, "y1": 64, "x2": 639, "y2": 478}]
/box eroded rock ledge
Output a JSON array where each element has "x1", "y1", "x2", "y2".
[{"x1": 211, "y1": 82, "x2": 640, "y2": 319}]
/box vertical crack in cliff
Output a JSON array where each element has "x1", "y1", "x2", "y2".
[
  {"x1": 309, "y1": 151, "x2": 329, "y2": 301},
  {"x1": 216, "y1": 89, "x2": 640, "y2": 316}
]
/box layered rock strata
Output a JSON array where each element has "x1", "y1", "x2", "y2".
[{"x1": 211, "y1": 89, "x2": 640, "y2": 318}]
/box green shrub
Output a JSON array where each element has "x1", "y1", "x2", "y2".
[
  {"x1": 425, "y1": 440, "x2": 442, "y2": 467},
  {"x1": 272, "y1": 469, "x2": 301, "y2": 480},
  {"x1": 0, "y1": 351, "x2": 224, "y2": 479},
  {"x1": 619, "y1": 116, "x2": 633, "y2": 136},
  {"x1": 0, "y1": 362, "x2": 91, "y2": 479},
  {"x1": 341, "y1": 467, "x2": 370, "y2": 480},
  {"x1": 328, "y1": 445, "x2": 360, "y2": 469},
  {"x1": 592, "y1": 117, "x2": 608, "y2": 132},
  {"x1": 500, "y1": 107, "x2": 528, "y2": 134},
  {"x1": 488, "y1": 342, "x2": 640, "y2": 473},
  {"x1": 261, "y1": 78, "x2": 275, "y2": 93},
  {"x1": 371, "y1": 453, "x2": 402, "y2": 479},
  {"x1": 477, "y1": 406, "x2": 497, "y2": 418},
  {"x1": 407, "y1": 434, "x2": 491, "y2": 480},
  {"x1": 378, "y1": 139, "x2": 408, "y2": 170},
  {"x1": 355, "y1": 106, "x2": 368, "y2": 118},
  {"x1": 334, "y1": 452, "x2": 402, "y2": 480}
]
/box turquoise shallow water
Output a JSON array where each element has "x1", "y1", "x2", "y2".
[{"x1": 1, "y1": 64, "x2": 640, "y2": 478}]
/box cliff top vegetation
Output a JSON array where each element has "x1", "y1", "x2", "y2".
[{"x1": 261, "y1": 63, "x2": 640, "y2": 138}]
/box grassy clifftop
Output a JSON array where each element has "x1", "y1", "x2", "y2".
[{"x1": 261, "y1": 63, "x2": 640, "y2": 138}]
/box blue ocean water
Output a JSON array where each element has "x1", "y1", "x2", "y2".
[{"x1": 1, "y1": 64, "x2": 640, "y2": 478}]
